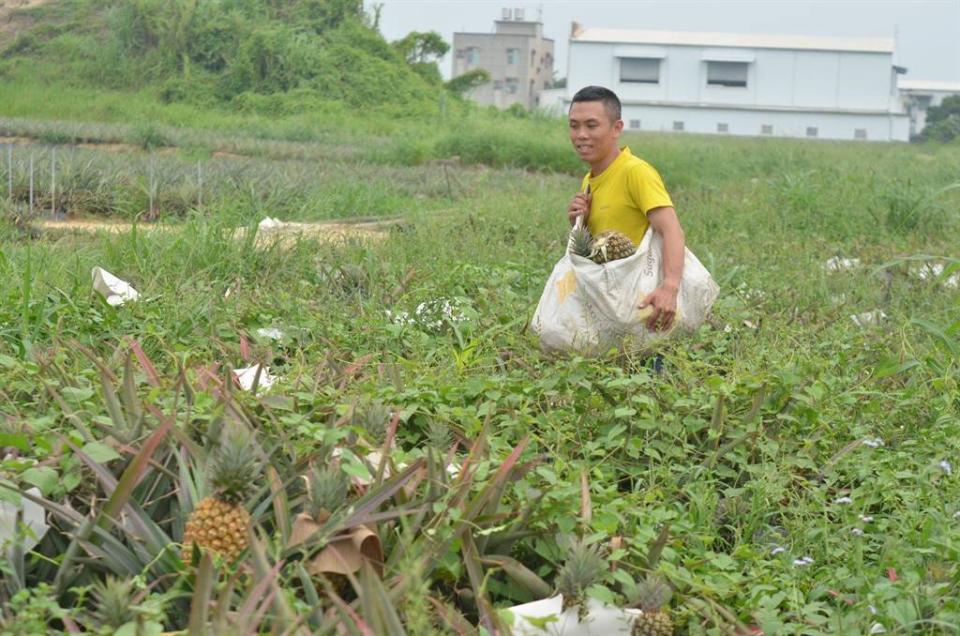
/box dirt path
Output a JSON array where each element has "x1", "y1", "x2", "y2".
[
  {"x1": 37, "y1": 218, "x2": 396, "y2": 245},
  {"x1": 0, "y1": 0, "x2": 50, "y2": 42}
]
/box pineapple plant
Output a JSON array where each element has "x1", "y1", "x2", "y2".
[
  {"x1": 181, "y1": 430, "x2": 260, "y2": 563},
  {"x1": 590, "y1": 231, "x2": 636, "y2": 264},
  {"x1": 305, "y1": 464, "x2": 350, "y2": 523},
  {"x1": 630, "y1": 575, "x2": 674, "y2": 636},
  {"x1": 568, "y1": 221, "x2": 594, "y2": 259},
  {"x1": 87, "y1": 576, "x2": 137, "y2": 632},
  {"x1": 353, "y1": 400, "x2": 391, "y2": 448},
  {"x1": 556, "y1": 537, "x2": 605, "y2": 622}
]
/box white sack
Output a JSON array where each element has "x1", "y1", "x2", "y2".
[{"x1": 531, "y1": 227, "x2": 719, "y2": 355}]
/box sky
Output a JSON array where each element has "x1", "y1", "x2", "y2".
[{"x1": 366, "y1": 0, "x2": 960, "y2": 82}]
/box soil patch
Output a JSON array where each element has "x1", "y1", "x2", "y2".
[
  {"x1": 0, "y1": 0, "x2": 50, "y2": 42},
  {"x1": 0, "y1": 135, "x2": 35, "y2": 146},
  {"x1": 37, "y1": 218, "x2": 394, "y2": 245}
]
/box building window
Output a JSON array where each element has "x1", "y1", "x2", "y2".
[
  {"x1": 673, "y1": 121, "x2": 684, "y2": 131},
  {"x1": 530, "y1": 49, "x2": 536, "y2": 65},
  {"x1": 707, "y1": 61, "x2": 748, "y2": 87},
  {"x1": 806, "y1": 126, "x2": 818, "y2": 138},
  {"x1": 506, "y1": 48, "x2": 519, "y2": 65},
  {"x1": 629, "y1": 119, "x2": 641, "y2": 129},
  {"x1": 620, "y1": 58, "x2": 660, "y2": 84},
  {"x1": 505, "y1": 78, "x2": 519, "y2": 94},
  {"x1": 467, "y1": 47, "x2": 480, "y2": 65},
  {"x1": 761, "y1": 124, "x2": 773, "y2": 135},
  {"x1": 717, "y1": 123, "x2": 729, "y2": 133},
  {"x1": 493, "y1": 80, "x2": 503, "y2": 90},
  {"x1": 854, "y1": 128, "x2": 867, "y2": 140}
]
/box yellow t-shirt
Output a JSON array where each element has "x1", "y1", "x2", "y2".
[{"x1": 578, "y1": 146, "x2": 674, "y2": 245}]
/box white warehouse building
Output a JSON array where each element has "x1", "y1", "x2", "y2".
[{"x1": 565, "y1": 26, "x2": 910, "y2": 142}]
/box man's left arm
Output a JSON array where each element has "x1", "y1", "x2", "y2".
[{"x1": 641, "y1": 206, "x2": 685, "y2": 330}]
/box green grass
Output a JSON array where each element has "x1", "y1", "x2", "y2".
[{"x1": 1, "y1": 87, "x2": 960, "y2": 633}]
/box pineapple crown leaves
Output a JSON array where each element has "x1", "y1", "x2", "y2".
[
  {"x1": 555, "y1": 536, "x2": 606, "y2": 600},
  {"x1": 305, "y1": 463, "x2": 350, "y2": 519},
  {"x1": 425, "y1": 419, "x2": 452, "y2": 451},
  {"x1": 352, "y1": 400, "x2": 392, "y2": 447},
  {"x1": 208, "y1": 428, "x2": 261, "y2": 505},
  {"x1": 628, "y1": 575, "x2": 673, "y2": 612},
  {"x1": 568, "y1": 222, "x2": 593, "y2": 258},
  {"x1": 89, "y1": 576, "x2": 138, "y2": 629}
]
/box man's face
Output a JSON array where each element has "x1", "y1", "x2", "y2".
[{"x1": 568, "y1": 101, "x2": 623, "y2": 164}]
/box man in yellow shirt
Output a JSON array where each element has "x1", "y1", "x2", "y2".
[{"x1": 566, "y1": 86, "x2": 685, "y2": 332}]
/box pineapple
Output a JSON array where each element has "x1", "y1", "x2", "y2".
[
  {"x1": 590, "y1": 231, "x2": 636, "y2": 264},
  {"x1": 630, "y1": 575, "x2": 674, "y2": 636},
  {"x1": 556, "y1": 537, "x2": 605, "y2": 622},
  {"x1": 182, "y1": 430, "x2": 260, "y2": 563},
  {"x1": 568, "y1": 222, "x2": 594, "y2": 259}
]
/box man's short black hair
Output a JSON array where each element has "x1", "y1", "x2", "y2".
[{"x1": 570, "y1": 86, "x2": 622, "y2": 121}]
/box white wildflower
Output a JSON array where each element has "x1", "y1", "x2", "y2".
[
  {"x1": 770, "y1": 546, "x2": 786, "y2": 556},
  {"x1": 256, "y1": 327, "x2": 284, "y2": 340},
  {"x1": 834, "y1": 496, "x2": 853, "y2": 505},
  {"x1": 859, "y1": 515, "x2": 874, "y2": 523},
  {"x1": 385, "y1": 309, "x2": 414, "y2": 327},
  {"x1": 939, "y1": 460, "x2": 952, "y2": 475},
  {"x1": 850, "y1": 528, "x2": 864, "y2": 536},
  {"x1": 870, "y1": 623, "x2": 887, "y2": 634},
  {"x1": 862, "y1": 438, "x2": 884, "y2": 449},
  {"x1": 792, "y1": 556, "x2": 814, "y2": 567}
]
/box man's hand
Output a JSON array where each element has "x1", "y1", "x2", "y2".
[
  {"x1": 640, "y1": 284, "x2": 679, "y2": 331},
  {"x1": 567, "y1": 192, "x2": 592, "y2": 225}
]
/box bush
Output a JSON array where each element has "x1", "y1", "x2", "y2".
[{"x1": 131, "y1": 122, "x2": 173, "y2": 150}]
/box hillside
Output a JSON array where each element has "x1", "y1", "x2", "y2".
[{"x1": 0, "y1": 0, "x2": 447, "y2": 112}]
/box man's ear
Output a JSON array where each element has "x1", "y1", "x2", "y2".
[{"x1": 613, "y1": 119, "x2": 624, "y2": 135}]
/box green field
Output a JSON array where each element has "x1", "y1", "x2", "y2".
[
  {"x1": 2, "y1": 1, "x2": 960, "y2": 633},
  {"x1": 2, "y1": 90, "x2": 959, "y2": 634}
]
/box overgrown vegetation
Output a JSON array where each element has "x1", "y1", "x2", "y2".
[
  {"x1": 0, "y1": 0, "x2": 453, "y2": 114},
  {"x1": 920, "y1": 95, "x2": 960, "y2": 143},
  {"x1": 2, "y1": 113, "x2": 959, "y2": 631}
]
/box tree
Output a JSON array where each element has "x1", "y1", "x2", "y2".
[
  {"x1": 445, "y1": 68, "x2": 490, "y2": 96},
  {"x1": 392, "y1": 31, "x2": 449, "y2": 65},
  {"x1": 391, "y1": 31, "x2": 449, "y2": 85},
  {"x1": 920, "y1": 95, "x2": 960, "y2": 142}
]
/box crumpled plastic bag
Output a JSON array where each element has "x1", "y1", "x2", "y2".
[
  {"x1": 258, "y1": 217, "x2": 285, "y2": 231},
  {"x1": 823, "y1": 256, "x2": 860, "y2": 272},
  {"x1": 0, "y1": 488, "x2": 48, "y2": 553},
  {"x1": 233, "y1": 364, "x2": 277, "y2": 392},
  {"x1": 503, "y1": 595, "x2": 641, "y2": 635},
  {"x1": 531, "y1": 225, "x2": 719, "y2": 355},
  {"x1": 91, "y1": 267, "x2": 140, "y2": 306},
  {"x1": 850, "y1": 309, "x2": 887, "y2": 328}
]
